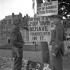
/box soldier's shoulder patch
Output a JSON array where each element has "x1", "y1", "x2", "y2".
[
  {"x1": 11, "y1": 30, "x2": 17, "y2": 38},
  {"x1": 10, "y1": 33, "x2": 17, "y2": 42}
]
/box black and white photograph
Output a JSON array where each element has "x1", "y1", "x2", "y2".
[{"x1": 0, "y1": 0, "x2": 70, "y2": 70}]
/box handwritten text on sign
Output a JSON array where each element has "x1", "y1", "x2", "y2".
[
  {"x1": 37, "y1": 1, "x2": 58, "y2": 16},
  {"x1": 29, "y1": 17, "x2": 51, "y2": 42}
]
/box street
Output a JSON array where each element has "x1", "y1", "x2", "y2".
[{"x1": 0, "y1": 44, "x2": 70, "y2": 70}]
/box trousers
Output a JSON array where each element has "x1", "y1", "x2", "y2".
[
  {"x1": 12, "y1": 48, "x2": 23, "y2": 70},
  {"x1": 52, "y1": 50, "x2": 63, "y2": 70}
]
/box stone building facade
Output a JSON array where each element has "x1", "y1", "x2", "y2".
[{"x1": 0, "y1": 13, "x2": 22, "y2": 46}]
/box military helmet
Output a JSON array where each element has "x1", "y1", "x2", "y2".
[{"x1": 13, "y1": 18, "x2": 22, "y2": 25}]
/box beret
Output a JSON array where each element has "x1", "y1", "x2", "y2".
[{"x1": 13, "y1": 18, "x2": 21, "y2": 25}]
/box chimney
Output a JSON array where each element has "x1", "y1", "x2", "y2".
[
  {"x1": 12, "y1": 13, "x2": 14, "y2": 18},
  {"x1": 19, "y1": 13, "x2": 22, "y2": 18}
]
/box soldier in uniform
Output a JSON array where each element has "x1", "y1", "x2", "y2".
[
  {"x1": 51, "y1": 15, "x2": 66, "y2": 70},
  {"x1": 10, "y1": 18, "x2": 24, "y2": 70}
]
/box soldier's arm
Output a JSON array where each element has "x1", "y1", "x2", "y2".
[
  {"x1": 51, "y1": 30, "x2": 56, "y2": 42},
  {"x1": 10, "y1": 32, "x2": 23, "y2": 48},
  {"x1": 63, "y1": 28, "x2": 66, "y2": 41}
]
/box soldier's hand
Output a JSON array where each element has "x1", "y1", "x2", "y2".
[
  {"x1": 55, "y1": 44, "x2": 58, "y2": 48},
  {"x1": 52, "y1": 53, "x2": 56, "y2": 57}
]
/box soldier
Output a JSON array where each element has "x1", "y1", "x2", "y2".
[
  {"x1": 10, "y1": 18, "x2": 24, "y2": 70},
  {"x1": 51, "y1": 15, "x2": 66, "y2": 70}
]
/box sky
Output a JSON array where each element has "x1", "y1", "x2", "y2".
[{"x1": 0, "y1": 0, "x2": 37, "y2": 20}]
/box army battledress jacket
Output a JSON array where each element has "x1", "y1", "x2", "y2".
[
  {"x1": 10, "y1": 28, "x2": 24, "y2": 57},
  {"x1": 51, "y1": 24, "x2": 66, "y2": 70}
]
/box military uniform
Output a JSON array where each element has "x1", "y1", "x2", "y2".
[
  {"x1": 51, "y1": 15, "x2": 66, "y2": 70},
  {"x1": 41, "y1": 42, "x2": 50, "y2": 64},
  {"x1": 10, "y1": 18, "x2": 24, "y2": 70}
]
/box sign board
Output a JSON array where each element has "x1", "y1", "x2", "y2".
[
  {"x1": 37, "y1": 1, "x2": 58, "y2": 16},
  {"x1": 26, "y1": 61, "x2": 43, "y2": 70},
  {"x1": 26, "y1": 61, "x2": 51, "y2": 70},
  {"x1": 43, "y1": 63, "x2": 51, "y2": 70},
  {"x1": 29, "y1": 17, "x2": 51, "y2": 42}
]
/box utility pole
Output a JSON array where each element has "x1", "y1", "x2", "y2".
[{"x1": 32, "y1": 0, "x2": 35, "y2": 16}]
